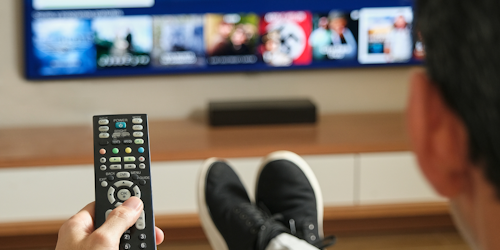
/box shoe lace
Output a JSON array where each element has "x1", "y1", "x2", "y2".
[
  {"x1": 258, "y1": 202, "x2": 337, "y2": 250},
  {"x1": 233, "y1": 203, "x2": 288, "y2": 250},
  {"x1": 287, "y1": 218, "x2": 337, "y2": 249}
]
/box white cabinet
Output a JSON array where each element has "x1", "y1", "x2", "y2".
[
  {"x1": 303, "y1": 155, "x2": 356, "y2": 206},
  {"x1": 0, "y1": 152, "x2": 443, "y2": 223},
  {"x1": 0, "y1": 165, "x2": 94, "y2": 223},
  {"x1": 358, "y1": 152, "x2": 444, "y2": 204},
  {"x1": 151, "y1": 160, "x2": 204, "y2": 215}
]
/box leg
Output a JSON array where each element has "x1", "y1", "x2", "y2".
[
  {"x1": 256, "y1": 151, "x2": 336, "y2": 249},
  {"x1": 197, "y1": 158, "x2": 288, "y2": 250}
]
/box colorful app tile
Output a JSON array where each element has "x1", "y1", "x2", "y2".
[
  {"x1": 92, "y1": 16, "x2": 153, "y2": 68},
  {"x1": 205, "y1": 13, "x2": 259, "y2": 65},
  {"x1": 310, "y1": 11, "x2": 358, "y2": 61},
  {"x1": 259, "y1": 11, "x2": 313, "y2": 67},
  {"x1": 32, "y1": 18, "x2": 96, "y2": 76},
  {"x1": 152, "y1": 15, "x2": 205, "y2": 68},
  {"x1": 358, "y1": 7, "x2": 414, "y2": 64}
]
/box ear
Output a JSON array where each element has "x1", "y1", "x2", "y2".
[{"x1": 407, "y1": 69, "x2": 470, "y2": 198}]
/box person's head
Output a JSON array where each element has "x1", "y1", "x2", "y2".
[
  {"x1": 318, "y1": 17, "x2": 329, "y2": 29},
  {"x1": 230, "y1": 26, "x2": 247, "y2": 46},
  {"x1": 394, "y1": 15, "x2": 407, "y2": 29},
  {"x1": 218, "y1": 22, "x2": 234, "y2": 38},
  {"x1": 408, "y1": 1, "x2": 500, "y2": 249},
  {"x1": 262, "y1": 30, "x2": 280, "y2": 52},
  {"x1": 328, "y1": 12, "x2": 347, "y2": 34}
]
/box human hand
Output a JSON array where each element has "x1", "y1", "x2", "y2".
[{"x1": 55, "y1": 197, "x2": 164, "y2": 250}]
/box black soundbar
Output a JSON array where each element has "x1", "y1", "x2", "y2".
[{"x1": 208, "y1": 99, "x2": 317, "y2": 126}]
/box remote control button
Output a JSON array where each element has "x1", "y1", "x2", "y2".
[
  {"x1": 138, "y1": 147, "x2": 145, "y2": 153},
  {"x1": 132, "y1": 174, "x2": 139, "y2": 180},
  {"x1": 117, "y1": 172, "x2": 131, "y2": 178},
  {"x1": 135, "y1": 139, "x2": 144, "y2": 145},
  {"x1": 107, "y1": 187, "x2": 116, "y2": 204},
  {"x1": 123, "y1": 234, "x2": 131, "y2": 241},
  {"x1": 99, "y1": 140, "x2": 110, "y2": 146},
  {"x1": 110, "y1": 157, "x2": 121, "y2": 163},
  {"x1": 139, "y1": 156, "x2": 145, "y2": 162},
  {"x1": 115, "y1": 122, "x2": 127, "y2": 129},
  {"x1": 140, "y1": 242, "x2": 147, "y2": 249},
  {"x1": 115, "y1": 202, "x2": 123, "y2": 207},
  {"x1": 99, "y1": 149, "x2": 106, "y2": 155},
  {"x1": 98, "y1": 119, "x2": 109, "y2": 125},
  {"x1": 133, "y1": 132, "x2": 144, "y2": 137},
  {"x1": 105, "y1": 209, "x2": 112, "y2": 219},
  {"x1": 139, "y1": 163, "x2": 146, "y2": 169},
  {"x1": 112, "y1": 148, "x2": 119, "y2": 154},
  {"x1": 107, "y1": 175, "x2": 115, "y2": 181},
  {"x1": 117, "y1": 189, "x2": 132, "y2": 201},
  {"x1": 139, "y1": 233, "x2": 147, "y2": 240},
  {"x1": 133, "y1": 118, "x2": 143, "y2": 124},
  {"x1": 136, "y1": 210, "x2": 146, "y2": 230},
  {"x1": 124, "y1": 243, "x2": 131, "y2": 250},
  {"x1": 99, "y1": 133, "x2": 110, "y2": 139},
  {"x1": 110, "y1": 164, "x2": 122, "y2": 170},
  {"x1": 112, "y1": 139, "x2": 121, "y2": 145},
  {"x1": 125, "y1": 147, "x2": 132, "y2": 154},
  {"x1": 125, "y1": 164, "x2": 136, "y2": 169},
  {"x1": 100, "y1": 157, "x2": 106, "y2": 163},
  {"x1": 133, "y1": 186, "x2": 141, "y2": 198},
  {"x1": 124, "y1": 157, "x2": 135, "y2": 162},
  {"x1": 139, "y1": 179, "x2": 147, "y2": 186},
  {"x1": 101, "y1": 181, "x2": 108, "y2": 187},
  {"x1": 99, "y1": 126, "x2": 109, "y2": 132},
  {"x1": 100, "y1": 165, "x2": 107, "y2": 171},
  {"x1": 114, "y1": 180, "x2": 134, "y2": 188},
  {"x1": 124, "y1": 139, "x2": 133, "y2": 145},
  {"x1": 133, "y1": 125, "x2": 143, "y2": 130}
]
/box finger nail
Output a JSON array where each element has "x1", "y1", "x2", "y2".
[{"x1": 123, "y1": 197, "x2": 142, "y2": 211}]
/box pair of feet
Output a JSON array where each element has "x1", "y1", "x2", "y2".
[{"x1": 197, "y1": 151, "x2": 335, "y2": 250}]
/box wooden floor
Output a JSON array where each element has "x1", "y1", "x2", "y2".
[
  {"x1": 158, "y1": 230, "x2": 470, "y2": 250},
  {"x1": 22, "y1": 230, "x2": 470, "y2": 250}
]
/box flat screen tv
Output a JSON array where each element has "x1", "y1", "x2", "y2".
[{"x1": 24, "y1": 0, "x2": 422, "y2": 80}]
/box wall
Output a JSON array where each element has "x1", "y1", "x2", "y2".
[{"x1": 0, "y1": 0, "x2": 413, "y2": 128}]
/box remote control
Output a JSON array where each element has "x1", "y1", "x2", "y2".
[{"x1": 93, "y1": 114, "x2": 156, "y2": 250}]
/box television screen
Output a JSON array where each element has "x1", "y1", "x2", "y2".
[{"x1": 24, "y1": 0, "x2": 420, "y2": 80}]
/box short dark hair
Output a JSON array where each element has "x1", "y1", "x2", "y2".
[{"x1": 416, "y1": 0, "x2": 500, "y2": 196}]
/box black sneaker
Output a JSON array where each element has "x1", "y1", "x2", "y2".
[
  {"x1": 197, "y1": 158, "x2": 288, "y2": 250},
  {"x1": 256, "y1": 151, "x2": 335, "y2": 248}
]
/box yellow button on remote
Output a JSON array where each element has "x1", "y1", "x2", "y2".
[{"x1": 125, "y1": 147, "x2": 132, "y2": 154}]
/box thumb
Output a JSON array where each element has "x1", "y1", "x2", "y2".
[{"x1": 93, "y1": 197, "x2": 143, "y2": 243}]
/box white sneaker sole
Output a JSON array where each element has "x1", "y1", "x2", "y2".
[
  {"x1": 256, "y1": 150, "x2": 324, "y2": 239},
  {"x1": 197, "y1": 158, "x2": 230, "y2": 250}
]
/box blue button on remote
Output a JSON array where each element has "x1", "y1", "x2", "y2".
[
  {"x1": 138, "y1": 147, "x2": 145, "y2": 153},
  {"x1": 115, "y1": 122, "x2": 126, "y2": 129}
]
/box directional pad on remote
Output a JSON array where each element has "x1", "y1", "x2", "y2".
[
  {"x1": 108, "y1": 181, "x2": 142, "y2": 205},
  {"x1": 114, "y1": 180, "x2": 134, "y2": 188},
  {"x1": 107, "y1": 186, "x2": 116, "y2": 204},
  {"x1": 117, "y1": 189, "x2": 132, "y2": 201}
]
